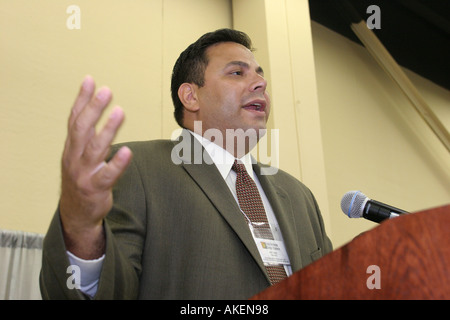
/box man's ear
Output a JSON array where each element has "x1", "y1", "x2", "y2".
[{"x1": 178, "y1": 83, "x2": 200, "y2": 113}]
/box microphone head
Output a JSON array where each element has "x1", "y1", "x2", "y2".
[{"x1": 341, "y1": 190, "x2": 369, "y2": 218}]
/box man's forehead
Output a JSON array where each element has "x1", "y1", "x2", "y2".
[{"x1": 206, "y1": 42, "x2": 261, "y2": 68}]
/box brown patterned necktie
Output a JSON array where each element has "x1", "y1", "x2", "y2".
[{"x1": 232, "y1": 160, "x2": 287, "y2": 285}]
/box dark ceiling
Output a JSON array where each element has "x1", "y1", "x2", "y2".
[{"x1": 309, "y1": 0, "x2": 450, "y2": 90}]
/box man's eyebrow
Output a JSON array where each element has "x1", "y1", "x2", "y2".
[{"x1": 225, "y1": 61, "x2": 265, "y2": 76}]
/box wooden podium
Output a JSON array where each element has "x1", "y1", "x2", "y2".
[{"x1": 252, "y1": 204, "x2": 450, "y2": 299}]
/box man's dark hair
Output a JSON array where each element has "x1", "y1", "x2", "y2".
[{"x1": 171, "y1": 28, "x2": 253, "y2": 128}]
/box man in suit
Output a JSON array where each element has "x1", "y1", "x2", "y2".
[{"x1": 40, "y1": 29, "x2": 332, "y2": 299}]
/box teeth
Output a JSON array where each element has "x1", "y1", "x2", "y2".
[{"x1": 245, "y1": 102, "x2": 264, "y2": 111}]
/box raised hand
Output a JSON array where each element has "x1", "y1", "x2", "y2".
[{"x1": 59, "y1": 76, "x2": 132, "y2": 259}]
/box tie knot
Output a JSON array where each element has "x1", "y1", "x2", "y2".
[{"x1": 232, "y1": 160, "x2": 246, "y2": 174}]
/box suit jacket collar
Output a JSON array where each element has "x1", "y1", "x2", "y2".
[
  {"x1": 187, "y1": 129, "x2": 255, "y2": 180},
  {"x1": 253, "y1": 164, "x2": 303, "y2": 272},
  {"x1": 172, "y1": 129, "x2": 302, "y2": 282}
]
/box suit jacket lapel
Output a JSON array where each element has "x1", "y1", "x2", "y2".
[
  {"x1": 254, "y1": 164, "x2": 303, "y2": 272},
  {"x1": 172, "y1": 130, "x2": 270, "y2": 282}
]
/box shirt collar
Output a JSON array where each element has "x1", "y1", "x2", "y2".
[{"x1": 189, "y1": 130, "x2": 255, "y2": 180}]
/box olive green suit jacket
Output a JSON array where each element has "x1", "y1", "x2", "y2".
[{"x1": 40, "y1": 130, "x2": 332, "y2": 299}]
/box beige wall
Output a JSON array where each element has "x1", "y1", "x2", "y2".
[
  {"x1": 234, "y1": 0, "x2": 449, "y2": 248},
  {"x1": 0, "y1": 0, "x2": 232, "y2": 234},
  {"x1": 312, "y1": 22, "x2": 450, "y2": 247},
  {"x1": 1, "y1": 0, "x2": 449, "y2": 249}
]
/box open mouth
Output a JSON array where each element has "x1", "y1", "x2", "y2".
[{"x1": 242, "y1": 100, "x2": 266, "y2": 113}]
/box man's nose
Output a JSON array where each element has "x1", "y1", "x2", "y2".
[{"x1": 250, "y1": 73, "x2": 267, "y2": 92}]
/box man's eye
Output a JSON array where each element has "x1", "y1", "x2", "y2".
[{"x1": 231, "y1": 71, "x2": 242, "y2": 76}]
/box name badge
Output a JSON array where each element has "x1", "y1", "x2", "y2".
[
  {"x1": 254, "y1": 238, "x2": 290, "y2": 265},
  {"x1": 249, "y1": 224, "x2": 290, "y2": 266}
]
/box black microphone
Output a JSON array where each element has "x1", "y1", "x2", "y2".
[{"x1": 341, "y1": 190, "x2": 408, "y2": 223}]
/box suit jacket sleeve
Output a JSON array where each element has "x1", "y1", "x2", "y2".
[{"x1": 40, "y1": 151, "x2": 146, "y2": 300}]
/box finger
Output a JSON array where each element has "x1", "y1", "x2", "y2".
[
  {"x1": 92, "y1": 146, "x2": 133, "y2": 190},
  {"x1": 68, "y1": 75, "x2": 96, "y2": 128},
  {"x1": 64, "y1": 76, "x2": 96, "y2": 156},
  {"x1": 82, "y1": 106, "x2": 125, "y2": 165},
  {"x1": 68, "y1": 86, "x2": 113, "y2": 158}
]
